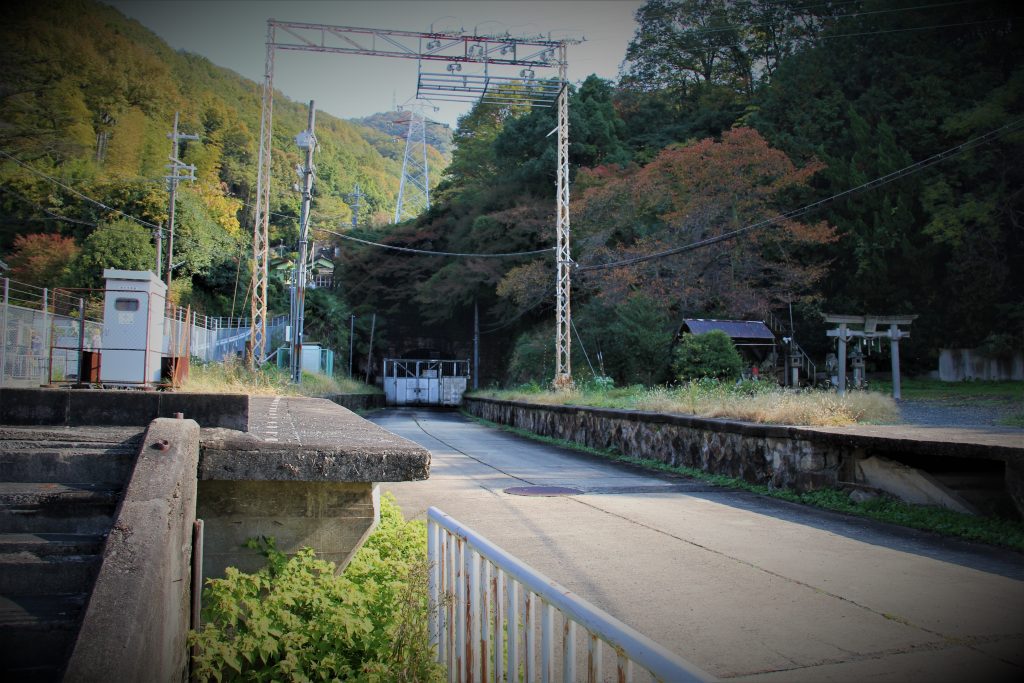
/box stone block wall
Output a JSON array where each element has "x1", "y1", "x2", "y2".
[{"x1": 463, "y1": 397, "x2": 853, "y2": 492}]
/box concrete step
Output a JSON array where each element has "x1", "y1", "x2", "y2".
[
  {"x1": 0, "y1": 426, "x2": 144, "y2": 445},
  {"x1": 0, "y1": 593, "x2": 85, "y2": 680},
  {"x1": 0, "y1": 483, "x2": 121, "y2": 534},
  {"x1": 0, "y1": 532, "x2": 104, "y2": 557},
  {"x1": 0, "y1": 446, "x2": 137, "y2": 483},
  {"x1": 0, "y1": 552, "x2": 100, "y2": 596}
]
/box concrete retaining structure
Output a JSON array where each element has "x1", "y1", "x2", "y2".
[
  {"x1": 65, "y1": 417, "x2": 200, "y2": 683},
  {"x1": 939, "y1": 348, "x2": 1024, "y2": 381},
  {"x1": 198, "y1": 399, "x2": 430, "y2": 578},
  {"x1": 326, "y1": 392, "x2": 386, "y2": 412},
  {"x1": 0, "y1": 386, "x2": 248, "y2": 430},
  {"x1": 463, "y1": 396, "x2": 1024, "y2": 516}
]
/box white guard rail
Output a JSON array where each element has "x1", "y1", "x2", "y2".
[{"x1": 427, "y1": 507, "x2": 714, "y2": 683}]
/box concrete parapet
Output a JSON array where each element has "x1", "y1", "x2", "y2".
[
  {"x1": 199, "y1": 428, "x2": 430, "y2": 482},
  {"x1": 65, "y1": 417, "x2": 200, "y2": 683},
  {"x1": 0, "y1": 387, "x2": 248, "y2": 429}
]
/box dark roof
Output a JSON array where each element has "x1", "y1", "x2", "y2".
[{"x1": 682, "y1": 319, "x2": 775, "y2": 340}]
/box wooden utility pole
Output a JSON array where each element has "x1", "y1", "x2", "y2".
[
  {"x1": 164, "y1": 112, "x2": 198, "y2": 296},
  {"x1": 364, "y1": 313, "x2": 376, "y2": 385}
]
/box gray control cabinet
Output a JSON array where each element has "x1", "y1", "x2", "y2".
[{"x1": 100, "y1": 270, "x2": 167, "y2": 385}]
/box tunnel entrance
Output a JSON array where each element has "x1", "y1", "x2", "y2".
[{"x1": 382, "y1": 358, "x2": 470, "y2": 406}]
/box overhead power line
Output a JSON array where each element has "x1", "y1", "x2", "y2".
[
  {"x1": 314, "y1": 225, "x2": 554, "y2": 258},
  {"x1": 0, "y1": 185, "x2": 97, "y2": 226},
  {"x1": 577, "y1": 116, "x2": 1024, "y2": 273},
  {"x1": 0, "y1": 149, "x2": 162, "y2": 231}
]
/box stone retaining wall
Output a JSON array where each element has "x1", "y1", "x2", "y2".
[{"x1": 463, "y1": 397, "x2": 856, "y2": 491}]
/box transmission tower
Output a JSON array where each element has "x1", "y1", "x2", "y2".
[
  {"x1": 345, "y1": 183, "x2": 365, "y2": 228},
  {"x1": 393, "y1": 102, "x2": 438, "y2": 223}
]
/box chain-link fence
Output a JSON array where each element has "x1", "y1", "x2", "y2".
[{"x1": 1, "y1": 277, "x2": 290, "y2": 387}]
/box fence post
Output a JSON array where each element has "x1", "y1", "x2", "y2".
[
  {"x1": 77, "y1": 297, "x2": 86, "y2": 382},
  {"x1": 0, "y1": 278, "x2": 8, "y2": 387},
  {"x1": 41, "y1": 288, "x2": 49, "y2": 385}
]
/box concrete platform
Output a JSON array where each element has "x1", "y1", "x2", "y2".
[{"x1": 197, "y1": 396, "x2": 431, "y2": 577}]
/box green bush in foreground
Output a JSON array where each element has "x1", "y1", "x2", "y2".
[{"x1": 189, "y1": 495, "x2": 443, "y2": 682}]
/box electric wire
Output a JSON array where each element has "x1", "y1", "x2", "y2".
[
  {"x1": 0, "y1": 149, "x2": 162, "y2": 231},
  {"x1": 313, "y1": 225, "x2": 554, "y2": 258},
  {"x1": 0, "y1": 185, "x2": 97, "y2": 227},
  {"x1": 576, "y1": 116, "x2": 1024, "y2": 273},
  {"x1": 569, "y1": 316, "x2": 598, "y2": 378}
]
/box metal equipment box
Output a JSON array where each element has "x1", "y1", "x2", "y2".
[{"x1": 100, "y1": 270, "x2": 167, "y2": 385}]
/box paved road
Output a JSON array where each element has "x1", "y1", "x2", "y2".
[{"x1": 371, "y1": 408, "x2": 1024, "y2": 682}]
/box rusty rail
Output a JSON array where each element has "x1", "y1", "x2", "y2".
[{"x1": 427, "y1": 507, "x2": 713, "y2": 682}]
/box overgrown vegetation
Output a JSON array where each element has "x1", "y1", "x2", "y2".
[
  {"x1": 472, "y1": 379, "x2": 898, "y2": 427},
  {"x1": 463, "y1": 414, "x2": 1024, "y2": 551},
  {"x1": 181, "y1": 357, "x2": 380, "y2": 397},
  {"x1": 189, "y1": 494, "x2": 443, "y2": 683},
  {"x1": 672, "y1": 330, "x2": 744, "y2": 382}
]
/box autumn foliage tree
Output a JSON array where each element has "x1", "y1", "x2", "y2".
[
  {"x1": 5, "y1": 232, "x2": 79, "y2": 287},
  {"x1": 502, "y1": 127, "x2": 834, "y2": 324}
]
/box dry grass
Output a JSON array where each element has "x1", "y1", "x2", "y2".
[
  {"x1": 180, "y1": 357, "x2": 379, "y2": 397},
  {"x1": 474, "y1": 381, "x2": 899, "y2": 427}
]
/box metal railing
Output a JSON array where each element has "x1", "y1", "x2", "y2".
[
  {"x1": 2, "y1": 277, "x2": 293, "y2": 386},
  {"x1": 427, "y1": 507, "x2": 713, "y2": 683}
]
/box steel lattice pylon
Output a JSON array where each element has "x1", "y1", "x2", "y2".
[
  {"x1": 553, "y1": 47, "x2": 572, "y2": 389},
  {"x1": 394, "y1": 105, "x2": 433, "y2": 223},
  {"x1": 249, "y1": 22, "x2": 276, "y2": 365},
  {"x1": 248, "y1": 20, "x2": 578, "y2": 373}
]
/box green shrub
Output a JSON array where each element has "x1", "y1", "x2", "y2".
[
  {"x1": 671, "y1": 330, "x2": 744, "y2": 381},
  {"x1": 189, "y1": 494, "x2": 443, "y2": 682},
  {"x1": 505, "y1": 328, "x2": 553, "y2": 386}
]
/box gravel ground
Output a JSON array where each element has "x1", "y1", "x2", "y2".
[{"x1": 898, "y1": 398, "x2": 1024, "y2": 429}]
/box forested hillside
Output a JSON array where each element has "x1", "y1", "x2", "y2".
[
  {"x1": 1, "y1": 0, "x2": 1020, "y2": 384},
  {"x1": 0, "y1": 0, "x2": 446, "y2": 317},
  {"x1": 337, "y1": 0, "x2": 1023, "y2": 382}
]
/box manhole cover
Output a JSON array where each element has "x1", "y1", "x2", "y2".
[{"x1": 504, "y1": 486, "x2": 583, "y2": 497}]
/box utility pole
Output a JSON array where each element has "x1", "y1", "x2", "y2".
[
  {"x1": 348, "y1": 314, "x2": 356, "y2": 378},
  {"x1": 364, "y1": 313, "x2": 376, "y2": 385},
  {"x1": 345, "y1": 183, "x2": 365, "y2": 228},
  {"x1": 165, "y1": 112, "x2": 199, "y2": 296},
  {"x1": 473, "y1": 299, "x2": 479, "y2": 390},
  {"x1": 154, "y1": 222, "x2": 163, "y2": 279},
  {"x1": 290, "y1": 100, "x2": 317, "y2": 384}
]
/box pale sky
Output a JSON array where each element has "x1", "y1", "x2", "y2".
[{"x1": 108, "y1": 0, "x2": 644, "y2": 127}]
